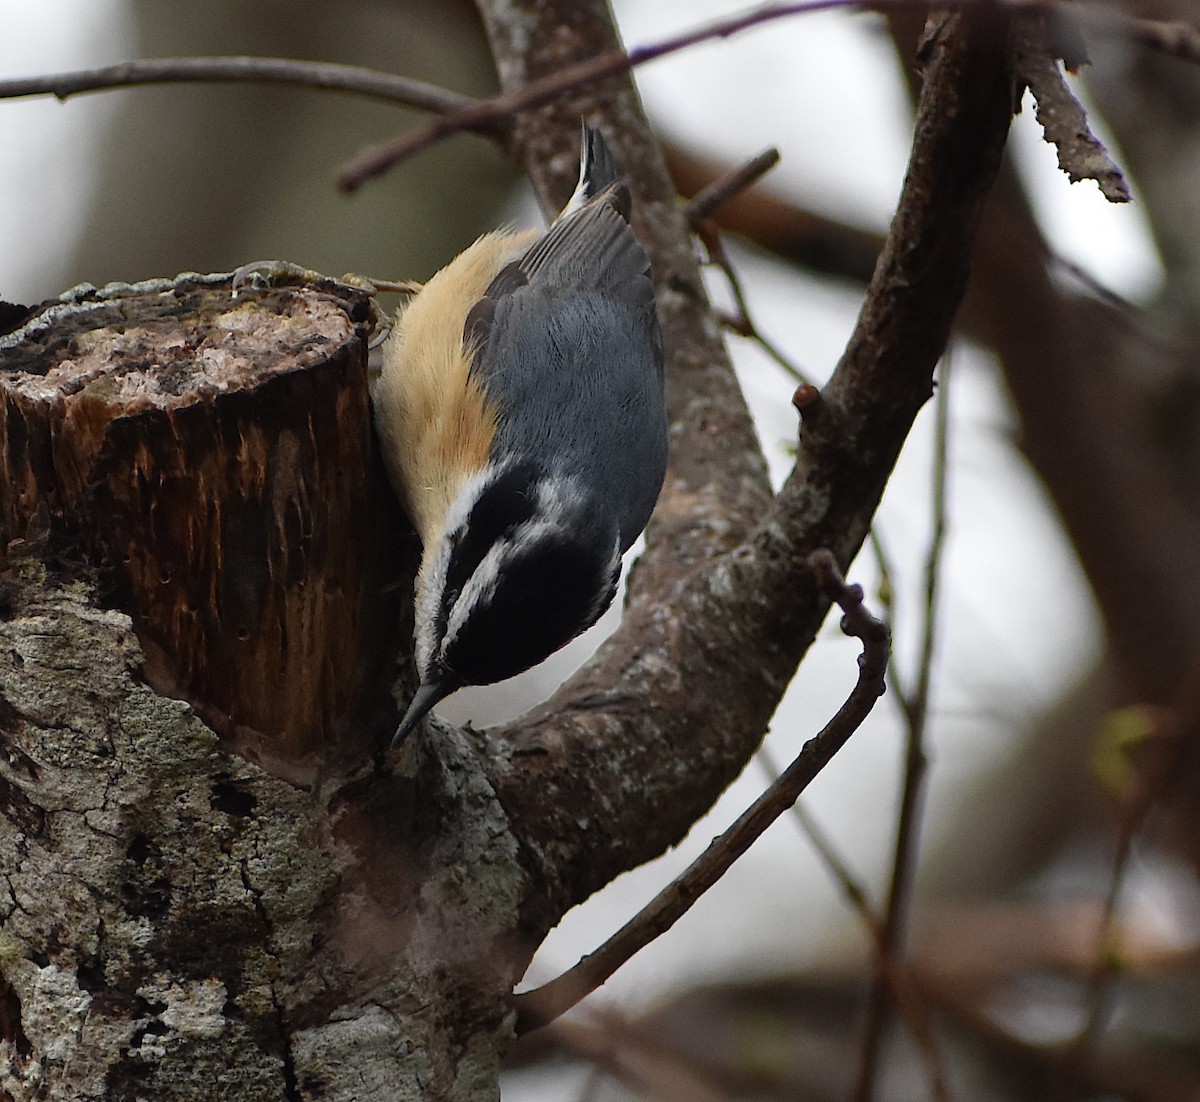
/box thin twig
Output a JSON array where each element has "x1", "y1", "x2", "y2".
[
  {"x1": 697, "y1": 222, "x2": 814, "y2": 385},
  {"x1": 756, "y1": 743, "x2": 879, "y2": 924},
  {"x1": 513, "y1": 550, "x2": 889, "y2": 1035},
  {"x1": 915, "y1": 362, "x2": 952, "y2": 747},
  {"x1": 871, "y1": 516, "x2": 960, "y2": 1102},
  {"x1": 1064, "y1": 705, "x2": 1195, "y2": 1093},
  {"x1": 758, "y1": 740, "x2": 952, "y2": 1100},
  {"x1": 0, "y1": 56, "x2": 483, "y2": 118},
  {"x1": 0, "y1": 3, "x2": 1192, "y2": 193},
  {"x1": 685, "y1": 148, "x2": 801, "y2": 384},
  {"x1": 854, "y1": 357, "x2": 953, "y2": 1102},
  {"x1": 869, "y1": 527, "x2": 917, "y2": 716},
  {"x1": 1061, "y1": 814, "x2": 1135, "y2": 1097},
  {"x1": 338, "y1": 0, "x2": 1197, "y2": 191},
  {"x1": 685, "y1": 148, "x2": 781, "y2": 224},
  {"x1": 339, "y1": 0, "x2": 878, "y2": 190},
  {"x1": 867, "y1": 528, "x2": 899, "y2": 656}
]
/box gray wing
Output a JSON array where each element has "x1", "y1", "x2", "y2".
[
  {"x1": 468, "y1": 182, "x2": 647, "y2": 310},
  {"x1": 518, "y1": 183, "x2": 642, "y2": 291},
  {"x1": 463, "y1": 184, "x2": 666, "y2": 550}
]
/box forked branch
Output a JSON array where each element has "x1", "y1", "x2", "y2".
[{"x1": 513, "y1": 550, "x2": 889, "y2": 1034}]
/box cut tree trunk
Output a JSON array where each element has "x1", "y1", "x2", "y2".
[
  {"x1": 0, "y1": 273, "x2": 528, "y2": 1102},
  {"x1": 0, "y1": 271, "x2": 409, "y2": 768}
]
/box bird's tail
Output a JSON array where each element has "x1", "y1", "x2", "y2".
[{"x1": 559, "y1": 122, "x2": 621, "y2": 221}]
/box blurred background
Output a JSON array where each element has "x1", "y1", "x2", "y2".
[{"x1": 4, "y1": 2, "x2": 1198, "y2": 1099}]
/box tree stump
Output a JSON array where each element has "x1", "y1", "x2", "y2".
[
  {"x1": 0, "y1": 271, "x2": 413, "y2": 768},
  {"x1": 0, "y1": 275, "x2": 529, "y2": 1102}
]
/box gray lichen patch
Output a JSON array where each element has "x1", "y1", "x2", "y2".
[
  {"x1": 0, "y1": 563, "x2": 340, "y2": 1101},
  {"x1": 0, "y1": 556, "x2": 530, "y2": 1101}
]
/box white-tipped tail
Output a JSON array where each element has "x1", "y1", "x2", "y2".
[{"x1": 558, "y1": 122, "x2": 620, "y2": 221}]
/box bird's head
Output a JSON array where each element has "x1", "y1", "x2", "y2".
[{"x1": 391, "y1": 459, "x2": 621, "y2": 747}]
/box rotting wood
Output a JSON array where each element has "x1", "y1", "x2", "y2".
[{"x1": 0, "y1": 272, "x2": 412, "y2": 767}]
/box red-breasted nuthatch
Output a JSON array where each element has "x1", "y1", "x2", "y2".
[{"x1": 374, "y1": 124, "x2": 667, "y2": 748}]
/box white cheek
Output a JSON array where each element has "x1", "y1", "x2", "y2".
[
  {"x1": 443, "y1": 543, "x2": 505, "y2": 656},
  {"x1": 413, "y1": 538, "x2": 449, "y2": 675},
  {"x1": 413, "y1": 466, "x2": 497, "y2": 674}
]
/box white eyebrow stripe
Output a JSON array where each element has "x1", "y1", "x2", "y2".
[
  {"x1": 417, "y1": 462, "x2": 617, "y2": 675},
  {"x1": 442, "y1": 511, "x2": 573, "y2": 655},
  {"x1": 413, "y1": 464, "x2": 498, "y2": 673}
]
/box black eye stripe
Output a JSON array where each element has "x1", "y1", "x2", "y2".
[
  {"x1": 440, "y1": 463, "x2": 540, "y2": 622},
  {"x1": 442, "y1": 529, "x2": 616, "y2": 685}
]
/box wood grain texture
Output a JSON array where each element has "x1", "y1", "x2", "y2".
[{"x1": 0, "y1": 272, "x2": 411, "y2": 764}]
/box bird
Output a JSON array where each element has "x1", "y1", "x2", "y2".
[{"x1": 373, "y1": 124, "x2": 668, "y2": 749}]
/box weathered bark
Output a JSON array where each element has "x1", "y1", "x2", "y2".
[
  {"x1": 0, "y1": 273, "x2": 408, "y2": 766},
  {"x1": 0, "y1": 557, "x2": 528, "y2": 1100},
  {"x1": 0, "y1": 277, "x2": 529, "y2": 1100},
  {"x1": 0, "y1": 8, "x2": 1020, "y2": 1100}
]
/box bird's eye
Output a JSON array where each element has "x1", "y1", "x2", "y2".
[{"x1": 441, "y1": 529, "x2": 614, "y2": 686}]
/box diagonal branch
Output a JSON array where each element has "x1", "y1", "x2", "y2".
[
  {"x1": 513, "y1": 551, "x2": 889, "y2": 1034},
  {"x1": 342, "y1": 0, "x2": 1187, "y2": 192},
  {"x1": 480, "y1": 6, "x2": 1019, "y2": 937},
  {"x1": 343, "y1": 0, "x2": 859, "y2": 190}
]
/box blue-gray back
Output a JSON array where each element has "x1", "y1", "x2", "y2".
[{"x1": 465, "y1": 184, "x2": 667, "y2": 550}]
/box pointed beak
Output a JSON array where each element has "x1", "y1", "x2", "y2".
[{"x1": 390, "y1": 673, "x2": 459, "y2": 750}]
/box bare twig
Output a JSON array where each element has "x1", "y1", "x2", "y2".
[
  {"x1": 854, "y1": 357, "x2": 953, "y2": 1102},
  {"x1": 1015, "y1": 23, "x2": 1132, "y2": 203},
  {"x1": 684, "y1": 148, "x2": 809, "y2": 383},
  {"x1": 340, "y1": 0, "x2": 878, "y2": 190},
  {"x1": 758, "y1": 743, "x2": 879, "y2": 924},
  {"x1": 0, "y1": 2, "x2": 1191, "y2": 201},
  {"x1": 758, "y1": 742, "x2": 952, "y2": 1100},
  {"x1": 513, "y1": 550, "x2": 889, "y2": 1035},
  {"x1": 867, "y1": 529, "x2": 899, "y2": 647},
  {"x1": 685, "y1": 147, "x2": 781, "y2": 224},
  {"x1": 1064, "y1": 813, "x2": 1136, "y2": 1094},
  {"x1": 696, "y1": 222, "x2": 814, "y2": 385},
  {"x1": 668, "y1": 143, "x2": 885, "y2": 286},
  {"x1": 337, "y1": 0, "x2": 1184, "y2": 191},
  {"x1": 0, "y1": 56, "x2": 485, "y2": 119}
]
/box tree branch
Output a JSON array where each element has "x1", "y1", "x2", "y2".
[
  {"x1": 0, "y1": 56, "x2": 482, "y2": 117},
  {"x1": 481, "y1": 7, "x2": 1018, "y2": 939},
  {"x1": 342, "y1": 0, "x2": 1192, "y2": 191},
  {"x1": 685, "y1": 147, "x2": 781, "y2": 224},
  {"x1": 343, "y1": 0, "x2": 858, "y2": 191},
  {"x1": 513, "y1": 551, "x2": 889, "y2": 1034},
  {"x1": 668, "y1": 143, "x2": 885, "y2": 285}
]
